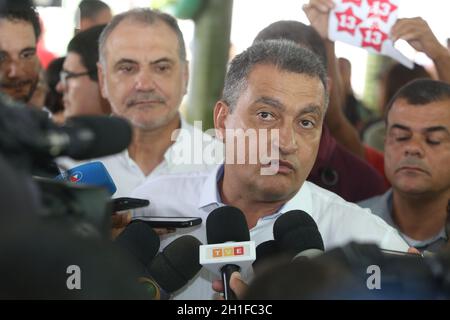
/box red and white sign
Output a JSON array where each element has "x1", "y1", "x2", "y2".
[{"x1": 329, "y1": 0, "x2": 413, "y2": 68}]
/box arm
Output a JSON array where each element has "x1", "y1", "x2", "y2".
[{"x1": 391, "y1": 17, "x2": 450, "y2": 84}]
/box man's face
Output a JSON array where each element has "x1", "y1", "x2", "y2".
[
  {"x1": 385, "y1": 98, "x2": 450, "y2": 196},
  {"x1": 98, "y1": 20, "x2": 188, "y2": 131},
  {"x1": 0, "y1": 19, "x2": 39, "y2": 102},
  {"x1": 57, "y1": 52, "x2": 105, "y2": 118},
  {"x1": 216, "y1": 64, "x2": 326, "y2": 202}
]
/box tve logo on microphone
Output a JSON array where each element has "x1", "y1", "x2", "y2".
[
  {"x1": 212, "y1": 246, "x2": 244, "y2": 258},
  {"x1": 200, "y1": 242, "x2": 256, "y2": 277}
]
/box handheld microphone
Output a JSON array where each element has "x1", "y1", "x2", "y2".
[
  {"x1": 42, "y1": 116, "x2": 132, "y2": 160},
  {"x1": 0, "y1": 98, "x2": 132, "y2": 161},
  {"x1": 116, "y1": 222, "x2": 202, "y2": 300},
  {"x1": 253, "y1": 240, "x2": 280, "y2": 274},
  {"x1": 145, "y1": 235, "x2": 203, "y2": 299},
  {"x1": 273, "y1": 210, "x2": 324, "y2": 260},
  {"x1": 201, "y1": 206, "x2": 256, "y2": 300},
  {"x1": 55, "y1": 161, "x2": 117, "y2": 195},
  {"x1": 114, "y1": 220, "x2": 160, "y2": 272}
]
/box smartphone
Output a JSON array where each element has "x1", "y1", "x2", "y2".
[
  {"x1": 133, "y1": 216, "x2": 202, "y2": 229},
  {"x1": 112, "y1": 197, "x2": 150, "y2": 212},
  {"x1": 381, "y1": 249, "x2": 424, "y2": 258}
]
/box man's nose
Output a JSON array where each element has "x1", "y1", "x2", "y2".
[
  {"x1": 6, "y1": 61, "x2": 23, "y2": 78},
  {"x1": 274, "y1": 125, "x2": 298, "y2": 155},
  {"x1": 56, "y1": 79, "x2": 65, "y2": 93},
  {"x1": 403, "y1": 136, "x2": 425, "y2": 158},
  {"x1": 135, "y1": 71, "x2": 156, "y2": 91}
]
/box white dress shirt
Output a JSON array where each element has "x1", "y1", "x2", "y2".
[
  {"x1": 131, "y1": 164, "x2": 409, "y2": 300},
  {"x1": 76, "y1": 117, "x2": 223, "y2": 198}
]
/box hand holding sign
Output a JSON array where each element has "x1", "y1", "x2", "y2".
[{"x1": 305, "y1": 0, "x2": 414, "y2": 68}]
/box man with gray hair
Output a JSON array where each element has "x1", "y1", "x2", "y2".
[
  {"x1": 90, "y1": 8, "x2": 221, "y2": 204},
  {"x1": 132, "y1": 39, "x2": 409, "y2": 299}
]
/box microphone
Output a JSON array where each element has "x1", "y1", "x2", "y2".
[
  {"x1": 0, "y1": 99, "x2": 132, "y2": 161},
  {"x1": 115, "y1": 222, "x2": 202, "y2": 300},
  {"x1": 41, "y1": 116, "x2": 132, "y2": 160},
  {"x1": 145, "y1": 235, "x2": 203, "y2": 299},
  {"x1": 114, "y1": 220, "x2": 160, "y2": 272},
  {"x1": 55, "y1": 161, "x2": 117, "y2": 195},
  {"x1": 253, "y1": 240, "x2": 280, "y2": 274},
  {"x1": 273, "y1": 210, "x2": 324, "y2": 260},
  {"x1": 201, "y1": 206, "x2": 256, "y2": 300}
]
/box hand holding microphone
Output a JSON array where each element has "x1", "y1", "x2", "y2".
[{"x1": 201, "y1": 206, "x2": 256, "y2": 300}]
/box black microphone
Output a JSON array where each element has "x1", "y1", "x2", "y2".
[
  {"x1": 114, "y1": 220, "x2": 160, "y2": 273},
  {"x1": 273, "y1": 210, "x2": 324, "y2": 260},
  {"x1": 116, "y1": 221, "x2": 202, "y2": 299},
  {"x1": 0, "y1": 98, "x2": 132, "y2": 161},
  {"x1": 206, "y1": 206, "x2": 252, "y2": 300},
  {"x1": 146, "y1": 235, "x2": 202, "y2": 299},
  {"x1": 253, "y1": 240, "x2": 280, "y2": 274},
  {"x1": 41, "y1": 116, "x2": 132, "y2": 160}
]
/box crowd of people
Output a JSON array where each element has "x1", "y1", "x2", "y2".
[{"x1": 1, "y1": 0, "x2": 449, "y2": 300}]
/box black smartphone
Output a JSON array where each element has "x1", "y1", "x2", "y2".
[
  {"x1": 381, "y1": 249, "x2": 424, "y2": 258},
  {"x1": 112, "y1": 197, "x2": 150, "y2": 212},
  {"x1": 133, "y1": 216, "x2": 202, "y2": 229}
]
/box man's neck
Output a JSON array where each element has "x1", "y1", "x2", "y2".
[
  {"x1": 128, "y1": 114, "x2": 181, "y2": 176},
  {"x1": 219, "y1": 173, "x2": 289, "y2": 229},
  {"x1": 392, "y1": 190, "x2": 449, "y2": 241}
]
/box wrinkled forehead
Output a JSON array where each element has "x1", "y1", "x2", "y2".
[
  {"x1": 388, "y1": 98, "x2": 450, "y2": 127},
  {"x1": 239, "y1": 64, "x2": 327, "y2": 114},
  {"x1": 0, "y1": 18, "x2": 36, "y2": 51},
  {"x1": 103, "y1": 19, "x2": 181, "y2": 62}
]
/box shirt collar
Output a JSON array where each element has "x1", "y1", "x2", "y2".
[
  {"x1": 162, "y1": 115, "x2": 187, "y2": 166},
  {"x1": 121, "y1": 114, "x2": 186, "y2": 169},
  {"x1": 384, "y1": 189, "x2": 448, "y2": 247},
  {"x1": 198, "y1": 164, "x2": 224, "y2": 210}
]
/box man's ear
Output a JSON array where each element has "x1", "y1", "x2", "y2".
[
  {"x1": 213, "y1": 100, "x2": 230, "y2": 141},
  {"x1": 97, "y1": 62, "x2": 107, "y2": 98}
]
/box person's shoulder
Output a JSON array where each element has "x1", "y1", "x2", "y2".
[
  {"x1": 358, "y1": 191, "x2": 388, "y2": 208},
  {"x1": 307, "y1": 181, "x2": 387, "y2": 224},
  {"x1": 306, "y1": 182, "x2": 408, "y2": 251}
]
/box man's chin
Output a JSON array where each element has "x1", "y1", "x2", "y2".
[
  {"x1": 2, "y1": 87, "x2": 33, "y2": 103},
  {"x1": 256, "y1": 180, "x2": 299, "y2": 202}
]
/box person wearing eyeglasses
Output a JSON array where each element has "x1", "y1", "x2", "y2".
[{"x1": 56, "y1": 24, "x2": 111, "y2": 120}]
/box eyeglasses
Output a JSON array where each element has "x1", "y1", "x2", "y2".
[{"x1": 59, "y1": 70, "x2": 93, "y2": 86}]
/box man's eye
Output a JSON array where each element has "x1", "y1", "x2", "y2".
[
  {"x1": 21, "y1": 51, "x2": 35, "y2": 59},
  {"x1": 300, "y1": 120, "x2": 314, "y2": 129},
  {"x1": 119, "y1": 65, "x2": 134, "y2": 73},
  {"x1": 426, "y1": 139, "x2": 441, "y2": 146},
  {"x1": 395, "y1": 136, "x2": 409, "y2": 142},
  {"x1": 257, "y1": 112, "x2": 274, "y2": 121},
  {"x1": 156, "y1": 65, "x2": 170, "y2": 73}
]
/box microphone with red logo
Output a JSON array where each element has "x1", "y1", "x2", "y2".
[
  {"x1": 200, "y1": 206, "x2": 256, "y2": 300},
  {"x1": 55, "y1": 161, "x2": 116, "y2": 195}
]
